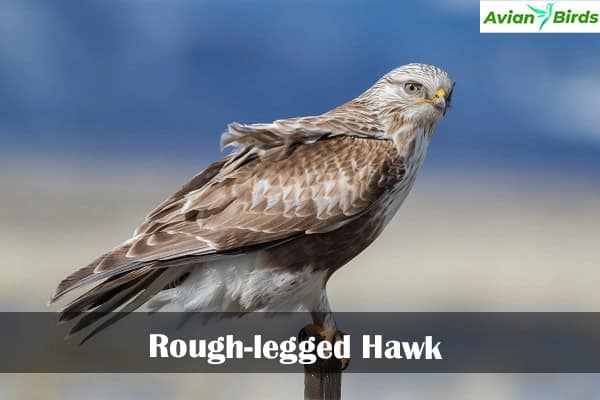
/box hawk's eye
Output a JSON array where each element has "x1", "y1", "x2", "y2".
[{"x1": 404, "y1": 82, "x2": 423, "y2": 95}]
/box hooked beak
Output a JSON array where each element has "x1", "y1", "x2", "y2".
[
  {"x1": 414, "y1": 88, "x2": 449, "y2": 115},
  {"x1": 432, "y1": 88, "x2": 447, "y2": 114}
]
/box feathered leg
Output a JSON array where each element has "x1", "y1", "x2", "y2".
[{"x1": 300, "y1": 290, "x2": 349, "y2": 370}]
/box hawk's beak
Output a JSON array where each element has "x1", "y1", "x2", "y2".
[
  {"x1": 432, "y1": 88, "x2": 447, "y2": 115},
  {"x1": 414, "y1": 88, "x2": 448, "y2": 115}
]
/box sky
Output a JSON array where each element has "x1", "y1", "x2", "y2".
[{"x1": 0, "y1": 0, "x2": 599, "y2": 174}]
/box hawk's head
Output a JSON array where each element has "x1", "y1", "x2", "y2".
[{"x1": 365, "y1": 63, "x2": 455, "y2": 128}]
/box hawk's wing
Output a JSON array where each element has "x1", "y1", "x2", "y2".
[{"x1": 52, "y1": 135, "x2": 404, "y2": 303}]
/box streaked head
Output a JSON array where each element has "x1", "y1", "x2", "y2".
[{"x1": 365, "y1": 63, "x2": 455, "y2": 126}]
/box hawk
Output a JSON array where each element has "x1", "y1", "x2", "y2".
[{"x1": 51, "y1": 63, "x2": 454, "y2": 343}]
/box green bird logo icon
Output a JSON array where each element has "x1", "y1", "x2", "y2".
[{"x1": 528, "y1": 2, "x2": 556, "y2": 31}]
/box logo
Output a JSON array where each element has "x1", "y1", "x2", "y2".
[
  {"x1": 480, "y1": 1, "x2": 600, "y2": 33},
  {"x1": 527, "y1": 2, "x2": 555, "y2": 31}
]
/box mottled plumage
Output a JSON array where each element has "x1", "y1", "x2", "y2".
[{"x1": 51, "y1": 63, "x2": 454, "y2": 338}]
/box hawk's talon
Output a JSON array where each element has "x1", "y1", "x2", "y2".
[{"x1": 298, "y1": 323, "x2": 350, "y2": 371}]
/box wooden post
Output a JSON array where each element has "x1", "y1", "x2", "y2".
[{"x1": 303, "y1": 356, "x2": 342, "y2": 400}]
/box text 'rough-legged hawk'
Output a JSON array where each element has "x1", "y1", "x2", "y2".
[{"x1": 51, "y1": 63, "x2": 455, "y2": 343}]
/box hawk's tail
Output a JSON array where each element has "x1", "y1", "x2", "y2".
[{"x1": 57, "y1": 265, "x2": 192, "y2": 344}]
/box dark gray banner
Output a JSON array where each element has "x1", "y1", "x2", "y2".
[{"x1": 2, "y1": 312, "x2": 600, "y2": 373}]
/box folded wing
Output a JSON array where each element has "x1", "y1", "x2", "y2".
[{"x1": 51, "y1": 134, "x2": 404, "y2": 315}]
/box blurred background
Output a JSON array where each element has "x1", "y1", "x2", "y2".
[{"x1": 0, "y1": 0, "x2": 599, "y2": 398}]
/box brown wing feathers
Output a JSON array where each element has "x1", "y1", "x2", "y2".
[{"x1": 52, "y1": 132, "x2": 403, "y2": 339}]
